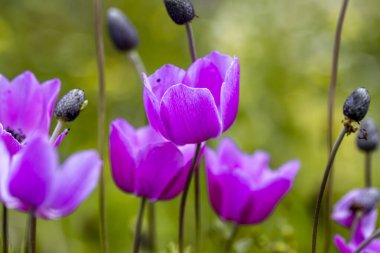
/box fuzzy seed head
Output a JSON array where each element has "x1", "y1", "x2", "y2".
[
  {"x1": 357, "y1": 117, "x2": 379, "y2": 152},
  {"x1": 343, "y1": 87, "x2": 370, "y2": 122},
  {"x1": 107, "y1": 7, "x2": 139, "y2": 51},
  {"x1": 54, "y1": 89, "x2": 86, "y2": 122},
  {"x1": 164, "y1": 0, "x2": 195, "y2": 25}
]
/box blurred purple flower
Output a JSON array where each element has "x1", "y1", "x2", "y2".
[
  {"x1": 0, "y1": 71, "x2": 60, "y2": 155},
  {"x1": 143, "y1": 51, "x2": 239, "y2": 145},
  {"x1": 334, "y1": 234, "x2": 380, "y2": 253},
  {"x1": 109, "y1": 118, "x2": 202, "y2": 201},
  {"x1": 205, "y1": 138, "x2": 300, "y2": 225},
  {"x1": 0, "y1": 136, "x2": 102, "y2": 219},
  {"x1": 332, "y1": 188, "x2": 379, "y2": 240}
]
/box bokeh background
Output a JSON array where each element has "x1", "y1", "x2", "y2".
[{"x1": 0, "y1": 0, "x2": 380, "y2": 252}]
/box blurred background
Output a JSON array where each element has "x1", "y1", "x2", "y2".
[{"x1": 0, "y1": 0, "x2": 380, "y2": 252}]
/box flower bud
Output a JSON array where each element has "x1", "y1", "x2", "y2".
[
  {"x1": 357, "y1": 118, "x2": 379, "y2": 152},
  {"x1": 54, "y1": 89, "x2": 87, "y2": 122},
  {"x1": 350, "y1": 188, "x2": 380, "y2": 214},
  {"x1": 343, "y1": 87, "x2": 370, "y2": 122},
  {"x1": 107, "y1": 7, "x2": 139, "y2": 52},
  {"x1": 164, "y1": 0, "x2": 195, "y2": 25}
]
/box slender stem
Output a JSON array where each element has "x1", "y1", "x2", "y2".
[
  {"x1": 225, "y1": 223, "x2": 239, "y2": 253},
  {"x1": 355, "y1": 229, "x2": 380, "y2": 253},
  {"x1": 2, "y1": 204, "x2": 8, "y2": 253},
  {"x1": 325, "y1": 1, "x2": 350, "y2": 252},
  {"x1": 28, "y1": 213, "x2": 36, "y2": 253},
  {"x1": 178, "y1": 143, "x2": 202, "y2": 253},
  {"x1": 350, "y1": 211, "x2": 363, "y2": 241},
  {"x1": 312, "y1": 127, "x2": 347, "y2": 253},
  {"x1": 94, "y1": 0, "x2": 108, "y2": 252},
  {"x1": 134, "y1": 198, "x2": 147, "y2": 253},
  {"x1": 147, "y1": 202, "x2": 156, "y2": 252},
  {"x1": 127, "y1": 50, "x2": 147, "y2": 78},
  {"x1": 49, "y1": 120, "x2": 64, "y2": 144},
  {"x1": 365, "y1": 152, "x2": 372, "y2": 187},
  {"x1": 185, "y1": 23, "x2": 197, "y2": 62}
]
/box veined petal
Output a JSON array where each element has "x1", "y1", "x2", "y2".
[
  {"x1": 40, "y1": 78, "x2": 61, "y2": 133},
  {"x1": 205, "y1": 51, "x2": 234, "y2": 78},
  {"x1": 109, "y1": 119, "x2": 137, "y2": 193},
  {"x1": 183, "y1": 59, "x2": 223, "y2": 106},
  {"x1": 220, "y1": 56, "x2": 240, "y2": 131},
  {"x1": 146, "y1": 64, "x2": 186, "y2": 101},
  {"x1": 134, "y1": 142, "x2": 184, "y2": 200},
  {"x1": 143, "y1": 74, "x2": 169, "y2": 138},
  {"x1": 0, "y1": 124, "x2": 22, "y2": 155},
  {"x1": 334, "y1": 235, "x2": 354, "y2": 253},
  {"x1": 9, "y1": 137, "x2": 57, "y2": 210},
  {"x1": 217, "y1": 138, "x2": 243, "y2": 170},
  {"x1": 37, "y1": 151, "x2": 102, "y2": 219},
  {"x1": 160, "y1": 84, "x2": 222, "y2": 145}
]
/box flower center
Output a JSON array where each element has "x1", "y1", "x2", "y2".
[{"x1": 6, "y1": 127, "x2": 26, "y2": 143}]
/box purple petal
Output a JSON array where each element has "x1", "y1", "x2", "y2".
[
  {"x1": 160, "y1": 84, "x2": 222, "y2": 145},
  {"x1": 109, "y1": 119, "x2": 137, "y2": 193},
  {"x1": 220, "y1": 56, "x2": 240, "y2": 131},
  {"x1": 242, "y1": 151, "x2": 271, "y2": 183},
  {"x1": 136, "y1": 125, "x2": 166, "y2": 148},
  {"x1": 134, "y1": 142, "x2": 185, "y2": 200},
  {"x1": 143, "y1": 75, "x2": 169, "y2": 138},
  {"x1": 334, "y1": 235, "x2": 354, "y2": 253},
  {"x1": 183, "y1": 58, "x2": 223, "y2": 107},
  {"x1": 37, "y1": 150, "x2": 102, "y2": 219},
  {"x1": 146, "y1": 64, "x2": 186, "y2": 101},
  {"x1": 9, "y1": 137, "x2": 57, "y2": 210},
  {"x1": 216, "y1": 138, "x2": 243, "y2": 171},
  {"x1": 205, "y1": 51, "x2": 234, "y2": 78},
  {"x1": 53, "y1": 128, "x2": 69, "y2": 148},
  {"x1": 0, "y1": 124, "x2": 22, "y2": 156}
]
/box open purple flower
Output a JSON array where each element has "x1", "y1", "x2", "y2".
[
  {"x1": 0, "y1": 71, "x2": 60, "y2": 155},
  {"x1": 332, "y1": 188, "x2": 379, "y2": 240},
  {"x1": 109, "y1": 118, "x2": 201, "y2": 201},
  {"x1": 0, "y1": 136, "x2": 102, "y2": 219},
  {"x1": 205, "y1": 138, "x2": 300, "y2": 225},
  {"x1": 334, "y1": 234, "x2": 380, "y2": 253},
  {"x1": 143, "y1": 51, "x2": 239, "y2": 145}
]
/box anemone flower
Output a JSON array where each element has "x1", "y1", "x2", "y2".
[
  {"x1": 109, "y1": 118, "x2": 201, "y2": 201},
  {"x1": 143, "y1": 51, "x2": 239, "y2": 145},
  {"x1": 332, "y1": 188, "x2": 379, "y2": 240},
  {"x1": 205, "y1": 138, "x2": 300, "y2": 225},
  {"x1": 0, "y1": 71, "x2": 60, "y2": 155},
  {"x1": 0, "y1": 136, "x2": 102, "y2": 219}
]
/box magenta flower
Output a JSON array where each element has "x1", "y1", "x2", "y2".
[
  {"x1": 0, "y1": 136, "x2": 102, "y2": 219},
  {"x1": 109, "y1": 118, "x2": 201, "y2": 201},
  {"x1": 0, "y1": 71, "x2": 60, "y2": 155},
  {"x1": 205, "y1": 138, "x2": 300, "y2": 225},
  {"x1": 143, "y1": 51, "x2": 239, "y2": 145},
  {"x1": 332, "y1": 188, "x2": 379, "y2": 240},
  {"x1": 334, "y1": 234, "x2": 380, "y2": 253}
]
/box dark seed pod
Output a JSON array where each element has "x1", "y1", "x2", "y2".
[
  {"x1": 343, "y1": 87, "x2": 370, "y2": 122},
  {"x1": 164, "y1": 0, "x2": 195, "y2": 25},
  {"x1": 54, "y1": 89, "x2": 87, "y2": 122},
  {"x1": 107, "y1": 7, "x2": 139, "y2": 51},
  {"x1": 357, "y1": 118, "x2": 379, "y2": 152},
  {"x1": 350, "y1": 188, "x2": 380, "y2": 214}
]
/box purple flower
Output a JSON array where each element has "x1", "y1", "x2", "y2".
[
  {"x1": 143, "y1": 51, "x2": 240, "y2": 145},
  {"x1": 0, "y1": 136, "x2": 102, "y2": 219},
  {"x1": 332, "y1": 188, "x2": 379, "y2": 240},
  {"x1": 205, "y1": 138, "x2": 300, "y2": 225},
  {"x1": 334, "y1": 234, "x2": 380, "y2": 253},
  {"x1": 0, "y1": 71, "x2": 60, "y2": 155},
  {"x1": 109, "y1": 118, "x2": 201, "y2": 201}
]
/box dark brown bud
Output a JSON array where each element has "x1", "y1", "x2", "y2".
[
  {"x1": 343, "y1": 87, "x2": 370, "y2": 122},
  {"x1": 164, "y1": 0, "x2": 195, "y2": 25},
  {"x1": 54, "y1": 89, "x2": 87, "y2": 122},
  {"x1": 357, "y1": 118, "x2": 379, "y2": 152}
]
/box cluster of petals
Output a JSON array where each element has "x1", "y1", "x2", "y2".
[
  {"x1": 143, "y1": 51, "x2": 240, "y2": 145},
  {"x1": 333, "y1": 188, "x2": 380, "y2": 252},
  {"x1": 205, "y1": 138, "x2": 300, "y2": 225},
  {"x1": 109, "y1": 119, "x2": 201, "y2": 201},
  {"x1": 0, "y1": 71, "x2": 60, "y2": 155},
  {"x1": 0, "y1": 136, "x2": 102, "y2": 219}
]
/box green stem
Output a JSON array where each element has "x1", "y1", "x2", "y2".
[
  {"x1": 2, "y1": 204, "x2": 8, "y2": 253},
  {"x1": 127, "y1": 50, "x2": 147, "y2": 78},
  {"x1": 365, "y1": 152, "x2": 372, "y2": 187},
  {"x1": 28, "y1": 213, "x2": 36, "y2": 253},
  {"x1": 178, "y1": 143, "x2": 202, "y2": 253},
  {"x1": 324, "y1": 0, "x2": 350, "y2": 251},
  {"x1": 148, "y1": 202, "x2": 156, "y2": 252},
  {"x1": 312, "y1": 127, "x2": 347, "y2": 253},
  {"x1": 133, "y1": 198, "x2": 147, "y2": 253},
  {"x1": 94, "y1": 0, "x2": 109, "y2": 252},
  {"x1": 185, "y1": 23, "x2": 197, "y2": 62},
  {"x1": 225, "y1": 223, "x2": 239, "y2": 253},
  {"x1": 49, "y1": 120, "x2": 64, "y2": 144}
]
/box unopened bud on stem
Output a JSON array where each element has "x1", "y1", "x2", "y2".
[
  {"x1": 107, "y1": 7, "x2": 139, "y2": 52},
  {"x1": 164, "y1": 0, "x2": 195, "y2": 25},
  {"x1": 343, "y1": 87, "x2": 370, "y2": 122},
  {"x1": 54, "y1": 89, "x2": 87, "y2": 122},
  {"x1": 357, "y1": 118, "x2": 379, "y2": 152}
]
